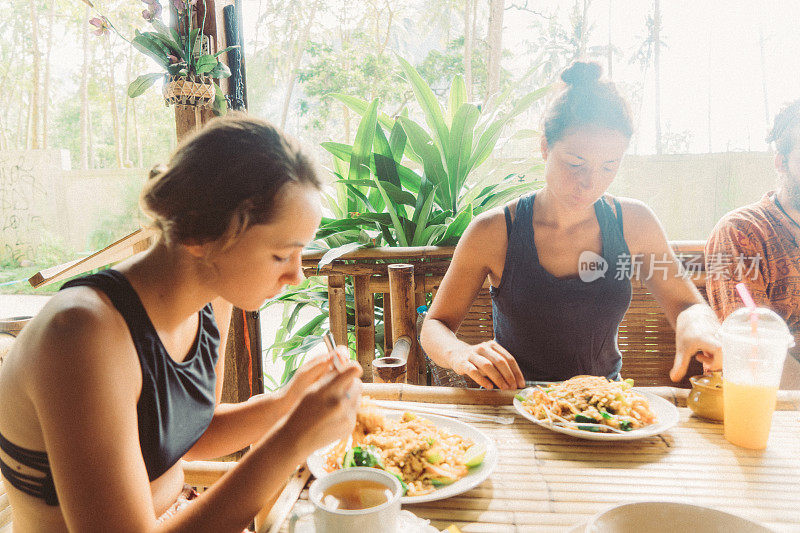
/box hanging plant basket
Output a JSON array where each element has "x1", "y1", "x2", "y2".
[{"x1": 163, "y1": 74, "x2": 215, "y2": 109}]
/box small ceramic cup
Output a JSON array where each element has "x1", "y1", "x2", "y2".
[{"x1": 288, "y1": 467, "x2": 402, "y2": 533}]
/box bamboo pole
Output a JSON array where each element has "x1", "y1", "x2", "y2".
[
  {"x1": 354, "y1": 275, "x2": 375, "y2": 381},
  {"x1": 327, "y1": 274, "x2": 348, "y2": 346},
  {"x1": 383, "y1": 293, "x2": 393, "y2": 353},
  {"x1": 388, "y1": 264, "x2": 418, "y2": 384}
]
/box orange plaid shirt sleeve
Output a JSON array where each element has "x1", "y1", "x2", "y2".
[{"x1": 705, "y1": 193, "x2": 800, "y2": 336}]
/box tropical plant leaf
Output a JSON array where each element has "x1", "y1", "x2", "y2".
[
  {"x1": 329, "y1": 93, "x2": 396, "y2": 132},
  {"x1": 349, "y1": 99, "x2": 379, "y2": 211},
  {"x1": 420, "y1": 224, "x2": 447, "y2": 246},
  {"x1": 448, "y1": 75, "x2": 466, "y2": 127},
  {"x1": 321, "y1": 141, "x2": 352, "y2": 161},
  {"x1": 396, "y1": 56, "x2": 449, "y2": 152},
  {"x1": 446, "y1": 103, "x2": 480, "y2": 211},
  {"x1": 374, "y1": 154, "x2": 401, "y2": 189},
  {"x1": 214, "y1": 45, "x2": 240, "y2": 57},
  {"x1": 377, "y1": 181, "x2": 416, "y2": 206},
  {"x1": 132, "y1": 32, "x2": 169, "y2": 68},
  {"x1": 318, "y1": 242, "x2": 364, "y2": 271},
  {"x1": 150, "y1": 19, "x2": 182, "y2": 55},
  {"x1": 410, "y1": 188, "x2": 437, "y2": 245},
  {"x1": 127, "y1": 73, "x2": 162, "y2": 98},
  {"x1": 358, "y1": 229, "x2": 382, "y2": 245},
  {"x1": 397, "y1": 117, "x2": 449, "y2": 207},
  {"x1": 142, "y1": 29, "x2": 183, "y2": 58},
  {"x1": 439, "y1": 203, "x2": 474, "y2": 245},
  {"x1": 355, "y1": 213, "x2": 394, "y2": 225},
  {"x1": 195, "y1": 54, "x2": 217, "y2": 74},
  {"x1": 372, "y1": 180, "x2": 409, "y2": 246},
  {"x1": 212, "y1": 82, "x2": 227, "y2": 115},
  {"x1": 342, "y1": 180, "x2": 375, "y2": 205},
  {"x1": 388, "y1": 121, "x2": 407, "y2": 165},
  {"x1": 188, "y1": 28, "x2": 200, "y2": 57},
  {"x1": 209, "y1": 61, "x2": 231, "y2": 78}
]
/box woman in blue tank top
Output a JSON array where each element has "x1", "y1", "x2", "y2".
[
  {"x1": 0, "y1": 115, "x2": 363, "y2": 532},
  {"x1": 421, "y1": 62, "x2": 722, "y2": 389}
]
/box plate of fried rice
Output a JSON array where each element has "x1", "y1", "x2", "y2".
[
  {"x1": 513, "y1": 375, "x2": 679, "y2": 441},
  {"x1": 307, "y1": 407, "x2": 498, "y2": 504}
]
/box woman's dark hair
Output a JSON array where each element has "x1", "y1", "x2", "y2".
[
  {"x1": 543, "y1": 61, "x2": 634, "y2": 145},
  {"x1": 141, "y1": 113, "x2": 321, "y2": 247},
  {"x1": 766, "y1": 99, "x2": 800, "y2": 157}
]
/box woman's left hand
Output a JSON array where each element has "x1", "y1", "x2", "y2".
[{"x1": 671, "y1": 304, "x2": 722, "y2": 382}]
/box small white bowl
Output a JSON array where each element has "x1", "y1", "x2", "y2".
[{"x1": 582, "y1": 502, "x2": 772, "y2": 533}]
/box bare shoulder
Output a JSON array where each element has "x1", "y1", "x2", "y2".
[
  {"x1": 21, "y1": 287, "x2": 138, "y2": 396},
  {"x1": 457, "y1": 205, "x2": 509, "y2": 256},
  {"x1": 606, "y1": 195, "x2": 666, "y2": 253},
  {"x1": 608, "y1": 195, "x2": 656, "y2": 221},
  {"x1": 609, "y1": 195, "x2": 661, "y2": 229}
]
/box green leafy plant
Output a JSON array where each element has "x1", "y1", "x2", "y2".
[
  {"x1": 264, "y1": 57, "x2": 548, "y2": 388},
  {"x1": 83, "y1": 0, "x2": 236, "y2": 115},
  {"x1": 317, "y1": 56, "x2": 549, "y2": 254}
]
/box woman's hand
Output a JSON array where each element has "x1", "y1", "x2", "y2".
[
  {"x1": 671, "y1": 304, "x2": 722, "y2": 382},
  {"x1": 284, "y1": 346, "x2": 347, "y2": 403},
  {"x1": 285, "y1": 358, "x2": 363, "y2": 455},
  {"x1": 449, "y1": 340, "x2": 526, "y2": 390}
]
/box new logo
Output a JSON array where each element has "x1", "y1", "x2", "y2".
[{"x1": 578, "y1": 251, "x2": 608, "y2": 282}]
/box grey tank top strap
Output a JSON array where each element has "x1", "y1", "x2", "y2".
[{"x1": 490, "y1": 193, "x2": 633, "y2": 381}]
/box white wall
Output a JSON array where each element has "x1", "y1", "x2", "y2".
[{"x1": 610, "y1": 152, "x2": 777, "y2": 241}]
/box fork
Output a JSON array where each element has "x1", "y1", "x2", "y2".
[{"x1": 322, "y1": 330, "x2": 345, "y2": 371}]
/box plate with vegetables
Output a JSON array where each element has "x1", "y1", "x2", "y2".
[
  {"x1": 513, "y1": 375, "x2": 679, "y2": 441},
  {"x1": 306, "y1": 410, "x2": 498, "y2": 504}
]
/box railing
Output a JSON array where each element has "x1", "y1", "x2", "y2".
[{"x1": 301, "y1": 241, "x2": 708, "y2": 387}]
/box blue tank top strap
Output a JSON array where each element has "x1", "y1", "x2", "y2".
[
  {"x1": 503, "y1": 205, "x2": 513, "y2": 237},
  {"x1": 61, "y1": 270, "x2": 153, "y2": 342},
  {"x1": 612, "y1": 197, "x2": 624, "y2": 234}
]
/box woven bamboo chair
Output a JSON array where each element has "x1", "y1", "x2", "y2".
[{"x1": 426, "y1": 280, "x2": 704, "y2": 388}]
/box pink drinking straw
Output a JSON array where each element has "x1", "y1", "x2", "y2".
[
  {"x1": 735, "y1": 282, "x2": 759, "y2": 331},
  {"x1": 735, "y1": 283, "x2": 760, "y2": 367}
]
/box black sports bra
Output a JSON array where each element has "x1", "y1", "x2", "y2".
[{"x1": 0, "y1": 270, "x2": 219, "y2": 505}]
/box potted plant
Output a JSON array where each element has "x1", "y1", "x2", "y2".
[
  {"x1": 85, "y1": 0, "x2": 237, "y2": 115},
  {"x1": 263, "y1": 57, "x2": 549, "y2": 387}
]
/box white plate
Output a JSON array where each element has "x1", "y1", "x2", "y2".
[
  {"x1": 513, "y1": 387, "x2": 679, "y2": 441},
  {"x1": 306, "y1": 413, "x2": 498, "y2": 504}
]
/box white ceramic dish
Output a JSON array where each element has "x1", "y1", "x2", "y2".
[
  {"x1": 579, "y1": 501, "x2": 773, "y2": 532},
  {"x1": 513, "y1": 387, "x2": 679, "y2": 441},
  {"x1": 307, "y1": 413, "x2": 498, "y2": 504}
]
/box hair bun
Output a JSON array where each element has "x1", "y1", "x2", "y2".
[
  {"x1": 561, "y1": 61, "x2": 603, "y2": 88},
  {"x1": 148, "y1": 163, "x2": 168, "y2": 180}
]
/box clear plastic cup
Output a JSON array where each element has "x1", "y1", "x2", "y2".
[{"x1": 719, "y1": 307, "x2": 794, "y2": 449}]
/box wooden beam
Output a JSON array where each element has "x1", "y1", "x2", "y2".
[{"x1": 27, "y1": 228, "x2": 157, "y2": 288}]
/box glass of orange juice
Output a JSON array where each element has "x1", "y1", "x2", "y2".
[{"x1": 720, "y1": 307, "x2": 794, "y2": 449}]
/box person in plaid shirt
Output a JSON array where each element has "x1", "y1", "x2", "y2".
[{"x1": 706, "y1": 99, "x2": 800, "y2": 388}]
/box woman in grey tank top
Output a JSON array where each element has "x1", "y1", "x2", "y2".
[{"x1": 421, "y1": 62, "x2": 723, "y2": 389}]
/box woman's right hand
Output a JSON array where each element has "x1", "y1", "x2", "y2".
[
  {"x1": 450, "y1": 340, "x2": 525, "y2": 390},
  {"x1": 285, "y1": 358, "x2": 363, "y2": 455}
]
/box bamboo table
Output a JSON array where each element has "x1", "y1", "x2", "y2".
[{"x1": 276, "y1": 384, "x2": 800, "y2": 533}]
